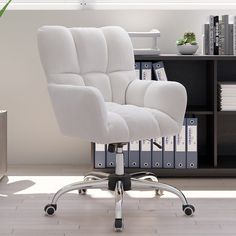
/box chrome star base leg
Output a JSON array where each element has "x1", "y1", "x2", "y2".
[
  {"x1": 78, "y1": 171, "x2": 109, "y2": 195},
  {"x1": 44, "y1": 178, "x2": 108, "y2": 216}
]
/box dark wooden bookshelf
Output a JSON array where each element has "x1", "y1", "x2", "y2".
[{"x1": 92, "y1": 54, "x2": 236, "y2": 177}]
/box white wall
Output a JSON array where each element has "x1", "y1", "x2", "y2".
[{"x1": 0, "y1": 10, "x2": 236, "y2": 165}]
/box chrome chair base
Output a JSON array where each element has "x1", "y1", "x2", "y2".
[
  {"x1": 44, "y1": 143, "x2": 195, "y2": 232},
  {"x1": 44, "y1": 171, "x2": 195, "y2": 231}
]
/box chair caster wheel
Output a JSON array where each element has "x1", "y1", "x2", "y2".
[
  {"x1": 78, "y1": 189, "x2": 87, "y2": 195},
  {"x1": 44, "y1": 204, "x2": 57, "y2": 216},
  {"x1": 183, "y1": 204, "x2": 195, "y2": 216},
  {"x1": 114, "y1": 218, "x2": 123, "y2": 232}
]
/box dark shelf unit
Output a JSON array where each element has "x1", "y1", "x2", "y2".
[{"x1": 92, "y1": 54, "x2": 236, "y2": 177}]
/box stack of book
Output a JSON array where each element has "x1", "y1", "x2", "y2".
[
  {"x1": 218, "y1": 82, "x2": 236, "y2": 111},
  {"x1": 204, "y1": 15, "x2": 236, "y2": 55}
]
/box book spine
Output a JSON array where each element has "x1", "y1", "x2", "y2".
[
  {"x1": 204, "y1": 24, "x2": 209, "y2": 55},
  {"x1": 222, "y1": 15, "x2": 229, "y2": 55},
  {"x1": 209, "y1": 15, "x2": 214, "y2": 55},
  {"x1": 219, "y1": 21, "x2": 224, "y2": 55},
  {"x1": 214, "y1": 16, "x2": 219, "y2": 55},
  {"x1": 229, "y1": 24, "x2": 234, "y2": 55},
  {"x1": 234, "y1": 16, "x2": 236, "y2": 55}
]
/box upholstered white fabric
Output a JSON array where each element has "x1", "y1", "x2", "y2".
[{"x1": 38, "y1": 26, "x2": 187, "y2": 144}]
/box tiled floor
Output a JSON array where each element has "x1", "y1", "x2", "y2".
[{"x1": 1, "y1": 165, "x2": 236, "y2": 235}]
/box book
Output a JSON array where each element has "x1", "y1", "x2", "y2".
[
  {"x1": 186, "y1": 118, "x2": 198, "y2": 168},
  {"x1": 152, "y1": 138, "x2": 163, "y2": 168},
  {"x1": 94, "y1": 143, "x2": 106, "y2": 168},
  {"x1": 106, "y1": 144, "x2": 116, "y2": 168},
  {"x1": 141, "y1": 62, "x2": 152, "y2": 80},
  {"x1": 234, "y1": 16, "x2": 236, "y2": 55},
  {"x1": 229, "y1": 24, "x2": 234, "y2": 55},
  {"x1": 214, "y1": 16, "x2": 219, "y2": 55},
  {"x1": 128, "y1": 140, "x2": 140, "y2": 168},
  {"x1": 123, "y1": 143, "x2": 129, "y2": 168},
  {"x1": 163, "y1": 136, "x2": 174, "y2": 168},
  {"x1": 140, "y1": 139, "x2": 152, "y2": 168},
  {"x1": 222, "y1": 15, "x2": 229, "y2": 55},
  {"x1": 153, "y1": 61, "x2": 168, "y2": 81},
  {"x1": 209, "y1": 15, "x2": 214, "y2": 55},
  {"x1": 204, "y1": 24, "x2": 209, "y2": 55},
  {"x1": 174, "y1": 119, "x2": 186, "y2": 169}
]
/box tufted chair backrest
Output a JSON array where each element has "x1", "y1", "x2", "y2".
[{"x1": 38, "y1": 26, "x2": 136, "y2": 104}]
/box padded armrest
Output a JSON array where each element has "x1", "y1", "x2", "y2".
[
  {"x1": 48, "y1": 84, "x2": 108, "y2": 140},
  {"x1": 126, "y1": 79, "x2": 187, "y2": 128}
]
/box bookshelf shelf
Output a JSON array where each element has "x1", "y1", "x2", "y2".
[
  {"x1": 92, "y1": 54, "x2": 236, "y2": 177},
  {"x1": 217, "y1": 111, "x2": 236, "y2": 115}
]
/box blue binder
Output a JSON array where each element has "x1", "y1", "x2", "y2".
[
  {"x1": 175, "y1": 118, "x2": 187, "y2": 169},
  {"x1": 152, "y1": 137, "x2": 163, "y2": 168},
  {"x1": 163, "y1": 136, "x2": 174, "y2": 168},
  {"x1": 106, "y1": 144, "x2": 116, "y2": 168},
  {"x1": 94, "y1": 143, "x2": 106, "y2": 168},
  {"x1": 123, "y1": 143, "x2": 129, "y2": 168},
  {"x1": 141, "y1": 62, "x2": 152, "y2": 80},
  {"x1": 140, "y1": 139, "x2": 152, "y2": 168},
  {"x1": 186, "y1": 118, "x2": 198, "y2": 168},
  {"x1": 128, "y1": 140, "x2": 140, "y2": 168}
]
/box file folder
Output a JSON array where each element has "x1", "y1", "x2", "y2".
[
  {"x1": 141, "y1": 62, "x2": 152, "y2": 80},
  {"x1": 106, "y1": 144, "x2": 116, "y2": 168},
  {"x1": 153, "y1": 61, "x2": 168, "y2": 81},
  {"x1": 129, "y1": 140, "x2": 140, "y2": 168},
  {"x1": 123, "y1": 143, "x2": 129, "y2": 168},
  {"x1": 187, "y1": 118, "x2": 198, "y2": 168},
  {"x1": 94, "y1": 143, "x2": 106, "y2": 168},
  {"x1": 163, "y1": 136, "x2": 174, "y2": 168},
  {"x1": 135, "y1": 62, "x2": 141, "y2": 80},
  {"x1": 175, "y1": 118, "x2": 187, "y2": 169},
  {"x1": 152, "y1": 137, "x2": 163, "y2": 168},
  {"x1": 140, "y1": 139, "x2": 152, "y2": 168}
]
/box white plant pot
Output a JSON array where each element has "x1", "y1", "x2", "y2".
[{"x1": 177, "y1": 44, "x2": 199, "y2": 55}]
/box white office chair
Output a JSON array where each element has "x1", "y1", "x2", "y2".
[{"x1": 37, "y1": 26, "x2": 194, "y2": 231}]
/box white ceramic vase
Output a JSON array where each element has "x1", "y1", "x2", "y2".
[{"x1": 177, "y1": 44, "x2": 199, "y2": 55}]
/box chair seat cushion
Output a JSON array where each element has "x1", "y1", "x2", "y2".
[{"x1": 105, "y1": 102, "x2": 179, "y2": 143}]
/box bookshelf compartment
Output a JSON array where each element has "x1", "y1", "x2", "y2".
[
  {"x1": 218, "y1": 114, "x2": 236, "y2": 168},
  {"x1": 218, "y1": 60, "x2": 236, "y2": 82},
  {"x1": 163, "y1": 60, "x2": 213, "y2": 111}
]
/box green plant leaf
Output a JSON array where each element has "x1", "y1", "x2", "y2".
[{"x1": 0, "y1": 0, "x2": 13, "y2": 17}]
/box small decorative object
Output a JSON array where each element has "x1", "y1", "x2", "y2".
[
  {"x1": 128, "y1": 29, "x2": 161, "y2": 55},
  {"x1": 176, "y1": 32, "x2": 199, "y2": 55}
]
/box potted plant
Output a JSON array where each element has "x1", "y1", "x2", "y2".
[
  {"x1": 0, "y1": 0, "x2": 12, "y2": 17},
  {"x1": 176, "y1": 32, "x2": 199, "y2": 55}
]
